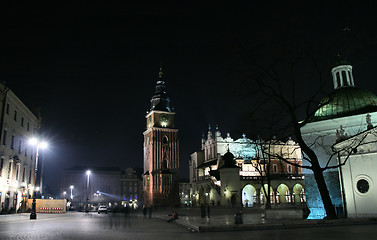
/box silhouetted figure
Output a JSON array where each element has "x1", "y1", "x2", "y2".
[
  {"x1": 207, "y1": 205, "x2": 210, "y2": 218},
  {"x1": 200, "y1": 204, "x2": 206, "y2": 218},
  {"x1": 142, "y1": 205, "x2": 147, "y2": 218},
  {"x1": 148, "y1": 206, "x2": 153, "y2": 218}
]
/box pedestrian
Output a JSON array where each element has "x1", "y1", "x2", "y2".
[
  {"x1": 142, "y1": 205, "x2": 147, "y2": 218},
  {"x1": 200, "y1": 204, "x2": 206, "y2": 218},
  {"x1": 148, "y1": 206, "x2": 153, "y2": 218},
  {"x1": 167, "y1": 211, "x2": 178, "y2": 223},
  {"x1": 206, "y1": 205, "x2": 210, "y2": 218}
]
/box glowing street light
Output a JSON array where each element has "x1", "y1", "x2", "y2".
[
  {"x1": 29, "y1": 138, "x2": 48, "y2": 220},
  {"x1": 70, "y1": 185, "x2": 74, "y2": 200},
  {"x1": 85, "y1": 170, "x2": 91, "y2": 212}
]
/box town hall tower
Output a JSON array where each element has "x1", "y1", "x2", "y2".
[{"x1": 143, "y1": 67, "x2": 179, "y2": 207}]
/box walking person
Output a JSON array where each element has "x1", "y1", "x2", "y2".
[
  {"x1": 142, "y1": 205, "x2": 147, "y2": 218},
  {"x1": 206, "y1": 205, "x2": 210, "y2": 218}
]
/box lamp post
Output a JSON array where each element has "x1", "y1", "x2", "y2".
[
  {"x1": 86, "y1": 170, "x2": 91, "y2": 212},
  {"x1": 29, "y1": 138, "x2": 48, "y2": 220},
  {"x1": 70, "y1": 185, "x2": 74, "y2": 200}
]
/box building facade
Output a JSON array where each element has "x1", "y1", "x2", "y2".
[
  {"x1": 189, "y1": 127, "x2": 305, "y2": 208},
  {"x1": 0, "y1": 83, "x2": 40, "y2": 213},
  {"x1": 333, "y1": 126, "x2": 377, "y2": 218},
  {"x1": 143, "y1": 68, "x2": 179, "y2": 207},
  {"x1": 120, "y1": 168, "x2": 143, "y2": 209},
  {"x1": 61, "y1": 166, "x2": 121, "y2": 210},
  {"x1": 301, "y1": 60, "x2": 377, "y2": 219}
]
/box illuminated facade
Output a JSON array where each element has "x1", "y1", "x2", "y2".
[
  {"x1": 333, "y1": 126, "x2": 377, "y2": 218},
  {"x1": 189, "y1": 127, "x2": 305, "y2": 208},
  {"x1": 120, "y1": 168, "x2": 142, "y2": 209},
  {"x1": 301, "y1": 61, "x2": 377, "y2": 219},
  {"x1": 143, "y1": 67, "x2": 179, "y2": 207},
  {"x1": 0, "y1": 82, "x2": 40, "y2": 213}
]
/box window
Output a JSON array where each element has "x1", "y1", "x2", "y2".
[
  {"x1": 22, "y1": 167, "x2": 25, "y2": 182},
  {"x1": 28, "y1": 169, "x2": 32, "y2": 184},
  {"x1": 273, "y1": 164, "x2": 277, "y2": 173},
  {"x1": 2, "y1": 130, "x2": 7, "y2": 146},
  {"x1": 21, "y1": 117, "x2": 24, "y2": 127},
  {"x1": 15, "y1": 165, "x2": 19, "y2": 180},
  {"x1": 27, "y1": 123, "x2": 30, "y2": 131},
  {"x1": 6, "y1": 104, "x2": 9, "y2": 115},
  {"x1": 162, "y1": 135, "x2": 168, "y2": 144},
  {"x1": 0, "y1": 158, "x2": 3, "y2": 177},
  {"x1": 7, "y1": 161, "x2": 12, "y2": 179},
  {"x1": 287, "y1": 165, "x2": 292, "y2": 173},
  {"x1": 357, "y1": 179, "x2": 369, "y2": 194},
  {"x1": 14, "y1": 111, "x2": 17, "y2": 121},
  {"x1": 10, "y1": 136, "x2": 14, "y2": 149},
  {"x1": 18, "y1": 140, "x2": 22, "y2": 153}
]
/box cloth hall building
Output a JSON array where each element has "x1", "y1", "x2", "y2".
[{"x1": 189, "y1": 127, "x2": 306, "y2": 208}]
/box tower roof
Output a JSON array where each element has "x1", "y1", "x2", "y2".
[
  {"x1": 150, "y1": 65, "x2": 172, "y2": 112},
  {"x1": 308, "y1": 61, "x2": 377, "y2": 122}
]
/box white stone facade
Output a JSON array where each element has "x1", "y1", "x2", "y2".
[
  {"x1": 333, "y1": 127, "x2": 377, "y2": 218},
  {"x1": 0, "y1": 83, "x2": 40, "y2": 213}
]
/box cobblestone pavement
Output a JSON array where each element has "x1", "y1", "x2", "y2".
[{"x1": 1, "y1": 211, "x2": 377, "y2": 240}]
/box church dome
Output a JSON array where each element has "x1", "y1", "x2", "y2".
[
  {"x1": 219, "y1": 151, "x2": 239, "y2": 169},
  {"x1": 310, "y1": 87, "x2": 377, "y2": 122}
]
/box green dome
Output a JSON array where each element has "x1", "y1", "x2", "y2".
[{"x1": 310, "y1": 87, "x2": 377, "y2": 122}]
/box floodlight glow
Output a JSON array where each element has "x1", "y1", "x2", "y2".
[
  {"x1": 39, "y1": 141, "x2": 48, "y2": 149},
  {"x1": 29, "y1": 138, "x2": 38, "y2": 146}
]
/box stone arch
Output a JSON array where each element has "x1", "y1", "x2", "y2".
[
  {"x1": 277, "y1": 184, "x2": 290, "y2": 204},
  {"x1": 293, "y1": 183, "x2": 305, "y2": 203},
  {"x1": 242, "y1": 184, "x2": 256, "y2": 207},
  {"x1": 162, "y1": 135, "x2": 168, "y2": 144},
  {"x1": 260, "y1": 184, "x2": 274, "y2": 205}
]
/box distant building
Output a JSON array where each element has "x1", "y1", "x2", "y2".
[
  {"x1": 143, "y1": 67, "x2": 179, "y2": 207},
  {"x1": 179, "y1": 180, "x2": 190, "y2": 207},
  {"x1": 61, "y1": 166, "x2": 121, "y2": 210},
  {"x1": 120, "y1": 168, "x2": 143, "y2": 209},
  {"x1": 189, "y1": 127, "x2": 305, "y2": 208},
  {"x1": 301, "y1": 60, "x2": 377, "y2": 219},
  {"x1": 0, "y1": 82, "x2": 40, "y2": 212}
]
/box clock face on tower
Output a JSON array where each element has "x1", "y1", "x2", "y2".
[{"x1": 160, "y1": 115, "x2": 168, "y2": 127}]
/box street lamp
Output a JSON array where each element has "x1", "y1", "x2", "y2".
[
  {"x1": 29, "y1": 138, "x2": 48, "y2": 220},
  {"x1": 86, "y1": 170, "x2": 91, "y2": 212},
  {"x1": 63, "y1": 191, "x2": 67, "y2": 198},
  {"x1": 70, "y1": 185, "x2": 74, "y2": 200}
]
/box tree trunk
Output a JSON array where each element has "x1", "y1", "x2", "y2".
[{"x1": 313, "y1": 167, "x2": 337, "y2": 219}]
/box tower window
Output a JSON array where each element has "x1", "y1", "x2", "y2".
[
  {"x1": 14, "y1": 111, "x2": 17, "y2": 121},
  {"x1": 162, "y1": 136, "x2": 168, "y2": 144}
]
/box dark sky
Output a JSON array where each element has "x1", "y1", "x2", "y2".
[{"x1": 2, "y1": 1, "x2": 377, "y2": 194}]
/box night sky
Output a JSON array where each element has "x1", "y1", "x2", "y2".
[{"x1": 2, "y1": 1, "x2": 377, "y2": 194}]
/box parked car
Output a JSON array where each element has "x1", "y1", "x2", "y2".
[{"x1": 98, "y1": 205, "x2": 108, "y2": 214}]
